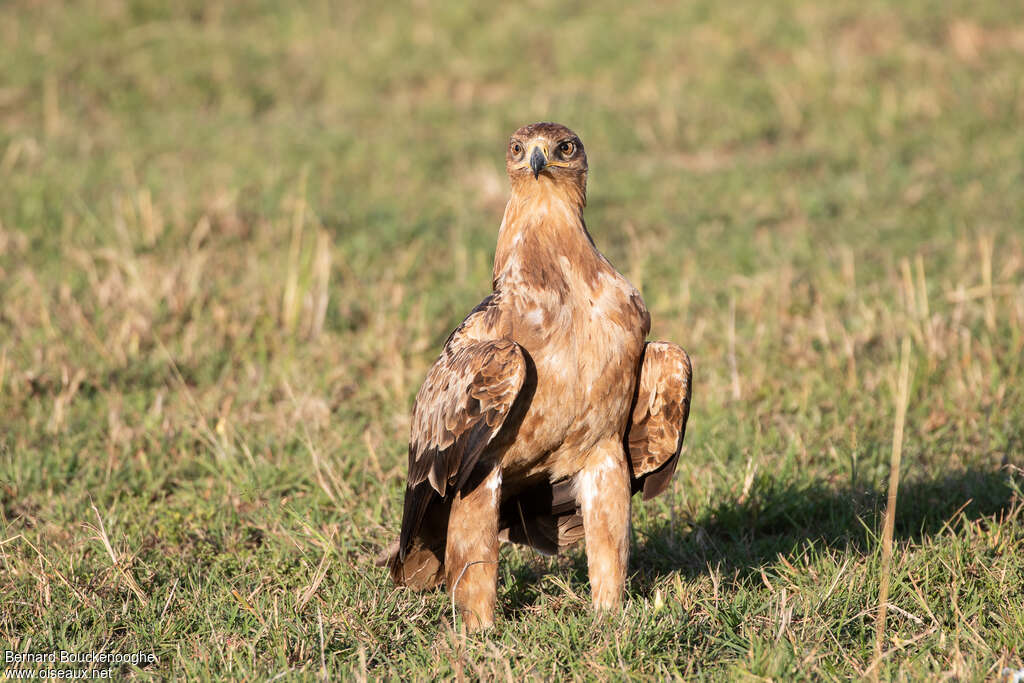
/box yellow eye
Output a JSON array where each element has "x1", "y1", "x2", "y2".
[
  {"x1": 511, "y1": 141, "x2": 523, "y2": 156},
  {"x1": 559, "y1": 141, "x2": 575, "y2": 158}
]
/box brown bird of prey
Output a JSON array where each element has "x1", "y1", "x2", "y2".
[{"x1": 384, "y1": 122, "x2": 692, "y2": 630}]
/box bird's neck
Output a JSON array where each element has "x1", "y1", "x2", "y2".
[{"x1": 493, "y1": 178, "x2": 600, "y2": 290}]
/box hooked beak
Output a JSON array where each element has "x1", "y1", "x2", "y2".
[{"x1": 530, "y1": 146, "x2": 547, "y2": 179}]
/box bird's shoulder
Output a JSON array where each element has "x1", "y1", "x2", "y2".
[
  {"x1": 440, "y1": 291, "x2": 509, "y2": 350},
  {"x1": 415, "y1": 291, "x2": 520, "y2": 419}
]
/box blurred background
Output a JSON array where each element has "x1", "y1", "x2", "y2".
[{"x1": 1, "y1": 0, "x2": 1022, "y2": 678}]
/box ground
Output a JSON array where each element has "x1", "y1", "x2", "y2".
[{"x1": 1, "y1": 0, "x2": 1023, "y2": 679}]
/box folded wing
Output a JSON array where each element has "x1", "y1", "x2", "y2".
[
  {"x1": 626, "y1": 341, "x2": 693, "y2": 500},
  {"x1": 398, "y1": 337, "x2": 527, "y2": 560}
]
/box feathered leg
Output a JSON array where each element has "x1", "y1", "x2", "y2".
[
  {"x1": 445, "y1": 467, "x2": 501, "y2": 630},
  {"x1": 578, "y1": 439, "x2": 631, "y2": 611}
]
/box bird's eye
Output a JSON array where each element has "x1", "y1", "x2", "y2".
[
  {"x1": 511, "y1": 142, "x2": 523, "y2": 156},
  {"x1": 558, "y1": 141, "x2": 575, "y2": 158}
]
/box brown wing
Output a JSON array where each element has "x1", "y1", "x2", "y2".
[
  {"x1": 626, "y1": 341, "x2": 693, "y2": 501},
  {"x1": 398, "y1": 335, "x2": 526, "y2": 559}
]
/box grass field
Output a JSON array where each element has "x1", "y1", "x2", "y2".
[{"x1": 2, "y1": 0, "x2": 1023, "y2": 679}]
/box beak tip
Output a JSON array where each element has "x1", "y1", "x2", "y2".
[{"x1": 529, "y1": 147, "x2": 546, "y2": 179}]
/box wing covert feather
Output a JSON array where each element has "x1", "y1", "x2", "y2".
[
  {"x1": 626, "y1": 341, "x2": 693, "y2": 501},
  {"x1": 399, "y1": 335, "x2": 526, "y2": 558}
]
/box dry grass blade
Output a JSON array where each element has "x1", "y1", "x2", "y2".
[
  {"x1": 728, "y1": 293, "x2": 741, "y2": 401},
  {"x1": 317, "y1": 606, "x2": 327, "y2": 681},
  {"x1": 297, "y1": 547, "x2": 332, "y2": 611},
  {"x1": 85, "y1": 502, "x2": 149, "y2": 606},
  {"x1": 869, "y1": 337, "x2": 914, "y2": 679}
]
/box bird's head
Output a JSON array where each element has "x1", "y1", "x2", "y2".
[{"x1": 506, "y1": 122, "x2": 588, "y2": 200}]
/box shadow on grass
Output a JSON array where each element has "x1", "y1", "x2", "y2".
[{"x1": 500, "y1": 466, "x2": 1021, "y2": 613}]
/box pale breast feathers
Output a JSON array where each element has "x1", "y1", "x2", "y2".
[{"x1": 626, "y1": 341, "x2": 693, "y2": 500}]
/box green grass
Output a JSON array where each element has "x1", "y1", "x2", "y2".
[{"x1": 2, "y1": 0, "x2": 1023, "y2": 679}]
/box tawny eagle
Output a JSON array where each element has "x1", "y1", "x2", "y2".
[{"x1": 384, "y1": 122, "x2": 692, "y2": 629}]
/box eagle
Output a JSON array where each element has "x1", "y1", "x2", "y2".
[{"x1": 384, "y1": 122, "x2": 692, "y2": 630}]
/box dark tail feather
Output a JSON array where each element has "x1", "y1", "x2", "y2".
[
  {"x1": 384, "y1": 494, "x2": 451, "y2": 590},
  {"x1": 382, "y1": 540, "x2": 445, "y2": 590},
  {"x1": 498, "y1": 478, "x2": 584, "y2": 555}
]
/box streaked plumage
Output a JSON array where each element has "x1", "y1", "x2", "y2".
[{"x1": 383, "y1": 122, "x2": 693, "y2": 629}]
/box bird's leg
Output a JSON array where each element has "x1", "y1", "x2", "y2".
[
  {"x1": 578, "y1": 440, "x2": 631, "y2": 611},
  {"x1": 445, "y1": 466, "x2": 501, "y2": 630}
]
